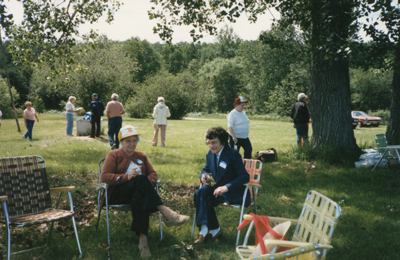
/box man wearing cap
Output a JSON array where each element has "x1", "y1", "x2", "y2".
[
  {"x1": 227, "y1": 96, "x2": 252, "y2": 159},
  {"x1": 90, "y1": 93, "x2": 105, "y2": 138},
  {"x1": 290, "y1": 93, "x2": 310, "y2": 148}
]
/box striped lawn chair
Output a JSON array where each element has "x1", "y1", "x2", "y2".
[
  {"x1": 236, "y1": 190, "x2": 341, "y2": 260},
  {"x1": 191, "y1": 159, "x2": 263, "y2": 246},
  {"x1": 0, "y1": 156, "x2": 82, "y2": 260}
]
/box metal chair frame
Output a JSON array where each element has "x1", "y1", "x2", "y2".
[
  {"x1": 191, "y1": 159, "x2": 262, "y2": 246},
  {"x1": 372, "y1": 134, "x2": 400, "y2": 171},
  {"x1": 0, "y1": 156, "x2": 82, "y2": 260},
  {"x1": 95, "y1": 158, "x2": 163, "y2": 248}
]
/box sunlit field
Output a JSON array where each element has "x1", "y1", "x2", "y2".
[{"x1": 0, "y1": 112, "x2": 399, "y2": 260}]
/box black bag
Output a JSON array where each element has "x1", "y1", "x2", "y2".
[{"x1": 256, "y1": 148, "x2": 278, "y2": 162}]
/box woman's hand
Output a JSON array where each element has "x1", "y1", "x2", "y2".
[{"x1": 127, "y1": 168, "x2": 141, "y2": 180}]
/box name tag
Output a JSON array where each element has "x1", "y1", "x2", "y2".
[
  {"x1": 136, "y1": 159, "x2": 143, "y2": 164},
  {"x1": 219, "y1": 161, "x2": 227, "y2": 169}
]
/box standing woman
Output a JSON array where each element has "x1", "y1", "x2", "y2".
[
  {"x1": 152, "y1": 97, "x2": 171, "y2": 147},
  {"x1": 227, "y1": 96, "x2": 252, "y2": 159},
  {"x1": 66, "y1": 96, "x2": 78, "y2": 136},
  {"x1": 23, "y1": 101, "x2": 39, "y2": 141}
]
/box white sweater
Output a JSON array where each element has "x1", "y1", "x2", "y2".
[
  {"x1": 227, "y1": 109, "x2": 250, "y2": 139},
  {"x1": 152, "y1": 103, "x2": 171, "y2": 125}
]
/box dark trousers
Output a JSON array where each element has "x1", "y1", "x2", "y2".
[
  {"x1": 91, "y1": 114, "x2": 101, "y2": 137},
  {"x1": 109, "y1": 175, "x2": 163, "y2": 236},
  {"x1": 294, "y1": 123, "x2": 309, "y2": 148},
  {"x1": 194, "y1": 185, "x2": 226, "y2": 230},
  {"x1": 108, "y1": 117, "x2": 122, "y2": 148},
  {"x1": 229, "y1": 136, "x2": 253, "y2": 159},
  {"x1": 24, "y1": 119, "x2": 35, "y2": 140}
]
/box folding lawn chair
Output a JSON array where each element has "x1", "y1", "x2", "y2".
[
  {"x1": 95, "y1": 158, "x2": 163, "y2": 248},
  {"x1": 0, "y1": 156, "x2": 82, "y2": 260},
  {"x1": 236, "y1": 190, "x2": 341, "y2": 260},
  {"x1": 372, "y1": 134, "x2": 400, "y2": 171},
  {"x1": 191, "y1": 159, "x2": 262, "y2": 246}
]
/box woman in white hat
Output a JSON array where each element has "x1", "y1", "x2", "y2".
[
  {"x1": 152, "y1": 97, "x2": 171, "y2": 147},
  {"x1": 101, "y1": 125, "x2": 189, "y2": 258}
]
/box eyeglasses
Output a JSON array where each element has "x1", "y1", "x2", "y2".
[{"x1": 205, "y1": 140, "x2": 220, "y2": 146}]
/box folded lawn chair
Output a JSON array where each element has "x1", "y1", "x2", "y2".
[
  {"x1": 372, "y1": 134, "x2": 400, "y2": 170},
  {"x1": 0, "y1": 156, "x2": 82, "y2": 260},
  {"x1": 236, "y1": 190, "x2": 341, "y2": 260},
  {"x1": 191, "y1": 159, "x2": 262, "y2": 246},
  {"x1": 95, "y1": 158, "x2": 163, "y2": 248}
]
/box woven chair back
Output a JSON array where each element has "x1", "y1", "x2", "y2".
[
  {"x1": 243, "y1": 159, "x2": 262, "y2": 199},
  {"x1": 0, "y1": 156, "x2": 52, "y2": 219},
  {"x1": 375, "y1": 134, "x2": 389, "y2": 154}
]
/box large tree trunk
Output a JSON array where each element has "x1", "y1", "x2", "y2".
[
  {"x1": 386, "y1": 42, "x2": 400, "y2": 145},
  {"x1": 309, "y1": 56, "x2": 360, "y2": 154}
]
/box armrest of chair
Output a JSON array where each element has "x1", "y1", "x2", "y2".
[
  {"x1": 243, "y1": 214, "x2": 299, "y2": 225},
  {"x1": 0, "y1": 195, "x2": 8, "y2": 202},
  {"x1": 244, "y1": 183, "x2": 262, "y2": 189},
  {"x1": 264, "y1": 240, "x2": 333, "y2": 250},
  {"x1": 96, "y1": 183, "x2": 109, "y2": 191},
  {"x1": 49, "y1": 186, "x2": 75, "y2": 192}
]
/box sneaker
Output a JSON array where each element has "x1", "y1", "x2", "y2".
[
  {"x1": 139, "y1": 245, "x2": 151, "y2": 259},
  {"x1": 111, "y1": 143, "x2": 116, "y2": 150},
  {"x1": 23, "y1": 136, "x2": 27, "y2": 139},
  {"x1": 163, "y1": 212, "x2": 190, "y2": 227}
]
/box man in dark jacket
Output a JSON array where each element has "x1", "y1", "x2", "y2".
[
  {"x1": 90, "y1": 93, "x2": 104, "y2": 138},
  {"x1": 290, "y1": 93, "x2": 310, "y2": 148},
  {"x1": 193, "y1": 127, "x2": 250, "y2": 244}
]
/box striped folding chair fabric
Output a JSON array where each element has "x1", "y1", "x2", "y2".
[
  {"x1": 191, "y1": 159, "x2": 263, "y2": 246},
  {"x1": 0, "y1": 156, "x2": 82, "y2": 260},
  {"x1": 237, "y1": 190, "x2": 341, "y2": 260}
]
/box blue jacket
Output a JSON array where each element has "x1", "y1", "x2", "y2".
[
  {"x1": 200, "y1": 145, "x2": 251, "y2": 206},
  {"x1": 90, "y1": 99, "x2": 105, "y2": 116}
]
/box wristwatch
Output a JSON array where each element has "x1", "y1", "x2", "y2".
[{"x1": 115, "y1": 176, "x2": 121, "y2": 183}]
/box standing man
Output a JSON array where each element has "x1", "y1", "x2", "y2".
[
  {"x1": 227, "y1": 96, "x2": 252, "y2": 159},
  {"x1": 193, "y1": 127, "x2": 250, "y2": 244},
  {"x1": 106, "y1": 93, "x2": 125, "y2": 149},
  {"x1": 90, "y1": 93, "x2": 105, "y2": 138},
  {"x1": 290, "y1": 93, "x2": 310, "y2": 148},
  {"x1": 0, "y1": 110, "x2": 2, "y2": 127}
]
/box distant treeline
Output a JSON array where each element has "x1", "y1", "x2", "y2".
[{"x1": 0, "y1": 25, "x2": 393, "y2": 119}]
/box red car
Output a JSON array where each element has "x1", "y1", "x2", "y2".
[{"x1": 351, "y1": 111, "x2": 382, "y2": 127}]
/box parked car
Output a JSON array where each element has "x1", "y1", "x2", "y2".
[
  {"x1": 351, "y1": 111, "x2": 382, "y2": 127},
  {"x1": 352, "y1": 117, "x2": 360, "y2": 129}
]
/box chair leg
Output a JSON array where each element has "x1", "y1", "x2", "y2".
[
  {"x1": 191, "y1": 208, "x2": 196, "y2": 237},
  {"x1": 106, "y1": 206, "x2": 112, "y2": 249},
  {"x1": 71, "y1": 215, "x2": 83, "y2": 258},
  {"x1": 95, "y1": 191, "x2": 103, "y2": 232},
  {"x1": 252, "y1": 187, "x2": 258, "y2": 215},
  {"x1": 46, "y1": 222, "x2": 54, "y2": 245},
  {"x1": 6, "y1": 223, "x2": 11, "y2": 260},
  {"x1": 158, "y1": 211, "x2": 163, "y2": 241}
]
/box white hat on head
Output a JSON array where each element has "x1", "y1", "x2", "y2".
[
  {"x1": 297, "y1": 93, "x2": 308, "y2": 101},
  {"x1": 157, "y1": 97, "x2": 164, "y2": 102},
  {"x1": 118, "y1": 125, "x2": 140, "y2": 141}
]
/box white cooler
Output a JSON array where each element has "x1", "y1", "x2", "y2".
[{"x1": 76, "y1": 116, "x2": 103, "y2": 136}]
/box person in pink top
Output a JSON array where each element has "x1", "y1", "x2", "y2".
[
  {"x1": 23, "y1": 101, "x2": 39, "y2": 141},
  {"x1": 106, "y1": 93, "x2": 125, "y2": 150}
]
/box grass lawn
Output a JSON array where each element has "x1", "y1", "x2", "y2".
[{"x1": 0, "y1": 112, "x2": 399, "y2": 259}]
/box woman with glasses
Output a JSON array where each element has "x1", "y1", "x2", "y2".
[
  {"x1": 101, "y1": 125, "x2": 189, "y2": 259},
  {"x1": 23, "y1": 101, "x2": 39, "y2": 141}
]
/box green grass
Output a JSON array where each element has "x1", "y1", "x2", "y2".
[{"x1": 0, "y1": 113, "x2": 399, "y2": 259}]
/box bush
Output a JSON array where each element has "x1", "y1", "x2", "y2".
[
  {"x1": 125, "y1": 70, "x2": 200, "y2": 119},
  {"x1": 0, "y1": 77, "x2": 20, "y2": 119}
]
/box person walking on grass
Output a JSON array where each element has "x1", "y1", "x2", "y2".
[
  {"x1": 66, "y1": 96, "x2": 78, "y2": 136},
  {"x1": 90, "y1": 93, "x2": 104, "y2": 138},
  {"x1": 0, "y1": 110, "x2": 2, "y2": 127},
  {"x1": 227, "y1": 96, "x2": 252, "y2": 159},
  {"x1": 23, "y1": 101, "x2": 39, "y2": 141},
  {"x1": 152, "y1": 97, "x2": 171, "y2": 147},
  {"x1": 290, "y1": 93, "x2": 310, "y2": 148},
  {"x1": 106, "y1": 93, "x2": 125, "y2": 149}
]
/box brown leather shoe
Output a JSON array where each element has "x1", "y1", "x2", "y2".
[
  {"x1": 194, "y1": 234, "x2": 206, "y2": 244},
  {"x1": 206, "y1": 229, "x2": 223, "y2": 242}
]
